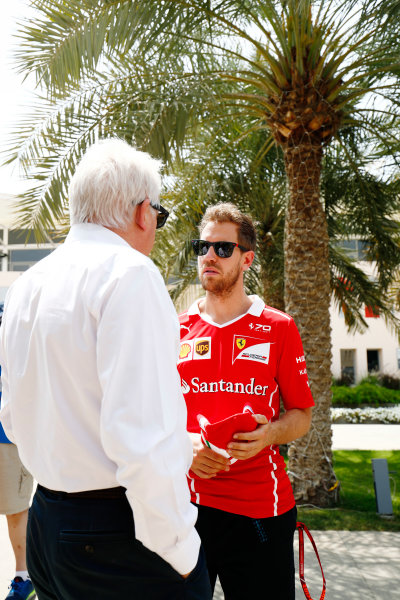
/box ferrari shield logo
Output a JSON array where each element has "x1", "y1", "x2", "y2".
[{"x1": 236, "y1": 338, "x2": 246, "y2": 350}]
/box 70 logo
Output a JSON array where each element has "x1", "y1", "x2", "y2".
[{"x1": 249, "y1": 323, "x2": 271, "y2": 332}]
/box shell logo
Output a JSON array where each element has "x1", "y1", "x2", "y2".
[{"x1": 179, "y1": 343, "x2": 191, "y2": 359}]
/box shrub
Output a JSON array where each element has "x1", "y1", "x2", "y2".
[
  {"x1": 332, "y1": 383, "x2": 400, "y2": 406},
  {"x1": 332, "y1": 373, "x2": 354, "y2": 387},
  {"x1": 331, "y1": 406, "x2": 400, "y2": 423},
  {"x1": 358, "y1": 374, "x2": 380, "y2": 386},
  {"x1": 332, "y1": 386, "x2": 356, "y2": 405},
  {"x1": 332, "y1": 372, "x2": 400, "y2": 390},
  {"x1": 355, "y1": 383, "x2": 384, "y2": 405},
  {"x1": 377, "y1": 373, "x2": 400, "y2": 390}
]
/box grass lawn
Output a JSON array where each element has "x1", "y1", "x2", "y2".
[{"x1": 296, "y1": 451, "x2": 400, "y2": 531}]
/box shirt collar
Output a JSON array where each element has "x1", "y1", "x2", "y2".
[
  {"x1": 65, "y1": 223, "x2": 132, "y2": 248},
  {"x1": 187, "y1": 294, "x2": 265, "y2": 318}
]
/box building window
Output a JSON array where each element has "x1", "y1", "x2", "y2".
[
  {"x1": 367, "y1": 349, "x2": 380, "y2": 373},
  {"x1": 8, "y1": 229, "x2": 38, "y2": 245},
  {"x1": 337, "y1": 239, "x2": 370, "y2": 261},
  {"x1": 9, "y1": 249, "x2": 53, "y2": 272},
  {"x1": 340, "y1": 349, "x2": 356, "y2": 384}
]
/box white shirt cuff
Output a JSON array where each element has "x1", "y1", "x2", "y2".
[{"x1": 164, "y1": 527, "x2": 201, "y2": 576}]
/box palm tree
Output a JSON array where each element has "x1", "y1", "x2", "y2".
[{"x1": 8, "y1": 0, "x2": 400, "y2": 505}]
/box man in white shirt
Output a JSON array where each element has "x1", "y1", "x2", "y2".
[{"x1": 0, "y1": 139, "x2": 211, "y2": 600}]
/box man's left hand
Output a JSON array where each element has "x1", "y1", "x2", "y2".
[{"x1": 227, "y1": 414, "x2": 270, "y2": 460}]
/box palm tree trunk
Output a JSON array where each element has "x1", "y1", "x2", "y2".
[
  {"x1": 284, "y1": 144, "x2": 337, "y2": 507},
  {"x1": 259, "y1": 251, "x2": 285, "y2": 311},
  {"x1": 261, "y1": 275, "x2": 285, "y2": 311}
]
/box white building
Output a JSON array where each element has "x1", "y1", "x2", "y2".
[
  {"x1": 330, "y1": 259, "x2": 400, "y2": 383},
  {"x1": 331, "y1": 306, "x2": 400, "y2": 383}
]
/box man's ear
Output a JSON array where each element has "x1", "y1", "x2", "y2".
[
  {"x1": 135, "y1": 198, "x2": 151, "y2": 231},
  {"x1": 242, "y1": 251, "x2": 255, "y2": 272}
]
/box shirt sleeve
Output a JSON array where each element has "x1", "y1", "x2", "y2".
[
  {"x1": 96, "y1": 262, "x2": 200, "y2": 576},
  {"x1": 276, "y1": 317, "x2": 315, "y2": 411}
]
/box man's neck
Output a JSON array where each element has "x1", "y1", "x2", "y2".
[
  {"x1": 199, "y1": 289, "x2": 253, "y2": 325},
  {"x1": 105, "y1": 224, "x2": 149, "y2": 256}
]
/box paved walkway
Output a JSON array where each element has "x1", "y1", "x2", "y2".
[
  {"x1": 213, "y1": 530, "x2": 400, "y2": 599},
  {"x1": 332, "y1": 423, "x2": 400, "y2": 450},
  {"x1": 1, "y1": 424, "x2": 399, "y2": 599}
]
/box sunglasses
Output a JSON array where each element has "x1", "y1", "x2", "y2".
[
  {"x1": 191, "y1": 239, "x2": 250, "y2": 258},
  {"x1": 138, "y1": 200, "x2": 169, "y2": 229},
  {"x1": 153, "y1": 204, "x2": 169, "y2": 229}
]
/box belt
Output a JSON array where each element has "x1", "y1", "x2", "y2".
[{"x1": 37, "y1": 484, "x2": 126, "y2": 500}]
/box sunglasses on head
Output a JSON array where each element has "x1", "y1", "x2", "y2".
[
  {"x1": 191, "y1": 239, "x2": 250, "y2": 258},
  {"x1": 138, "y1": 200, "x2": 169, "y2": 229}
]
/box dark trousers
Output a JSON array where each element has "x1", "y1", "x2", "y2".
[
  {"x1": 195, "y1": 504, "x2": 297, "y2": 600},
  {"x1": 27, "y1": 486, "x2": 212, "y2": 600}
]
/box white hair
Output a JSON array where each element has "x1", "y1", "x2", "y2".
[{"x1": 69, "y1": 138, "x2": 162, "y2": 229}]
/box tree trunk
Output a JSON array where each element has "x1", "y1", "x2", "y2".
[
  {"x1": 284, "y1": 144, "x2": 338, "y2": 507},
  {"x1": 260, "y1": 256, "x2": 285, "y2": 311},
  {"x1": 262, "y1": 275, "x2": 285, "y2": 311}
]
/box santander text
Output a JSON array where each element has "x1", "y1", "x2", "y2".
[{"x1": 190, "y1": 377, "x2": 269, "y2": 396}]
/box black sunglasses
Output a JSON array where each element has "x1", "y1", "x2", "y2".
[
  {"x1": 153, "y1": 203, "x2": 169, "y2": 229},
  {"x1": 138, "y1": 200, "x2": 169, "y2": 229},
  {"x1": 191, "y1": 239, "x2": 250, "y2": 258}
]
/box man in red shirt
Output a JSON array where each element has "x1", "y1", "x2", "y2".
[{"x1": 178, "y1": 203, "x2": 314, "y2": 600}]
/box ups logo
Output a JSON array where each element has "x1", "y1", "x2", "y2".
[{"x1": 195, "y1": 340, "x2": 210, "y2": 356}]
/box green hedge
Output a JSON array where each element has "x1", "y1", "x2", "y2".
[{"x1": 332, "y1": 383, "x2": 400, "y2": 406}]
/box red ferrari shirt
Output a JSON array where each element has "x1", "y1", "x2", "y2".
[{"x1": 178, "y1": 295, "x2": 314, "y2": 518}]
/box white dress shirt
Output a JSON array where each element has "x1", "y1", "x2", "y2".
[{"x1": 0, "y1": 223, "x2": 200, "y2": 575}]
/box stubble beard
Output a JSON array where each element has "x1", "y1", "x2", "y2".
[{"x1": 200, "y1": 262, "x2": 242, "y2": 297}]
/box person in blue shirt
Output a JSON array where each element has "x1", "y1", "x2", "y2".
[{"x1": 0, "y1": 306, "x2": 36, "y2": 600}]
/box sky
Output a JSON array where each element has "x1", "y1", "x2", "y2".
[{"x1": 0, "y1": 0, "x2": 36, "y2": 202}]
